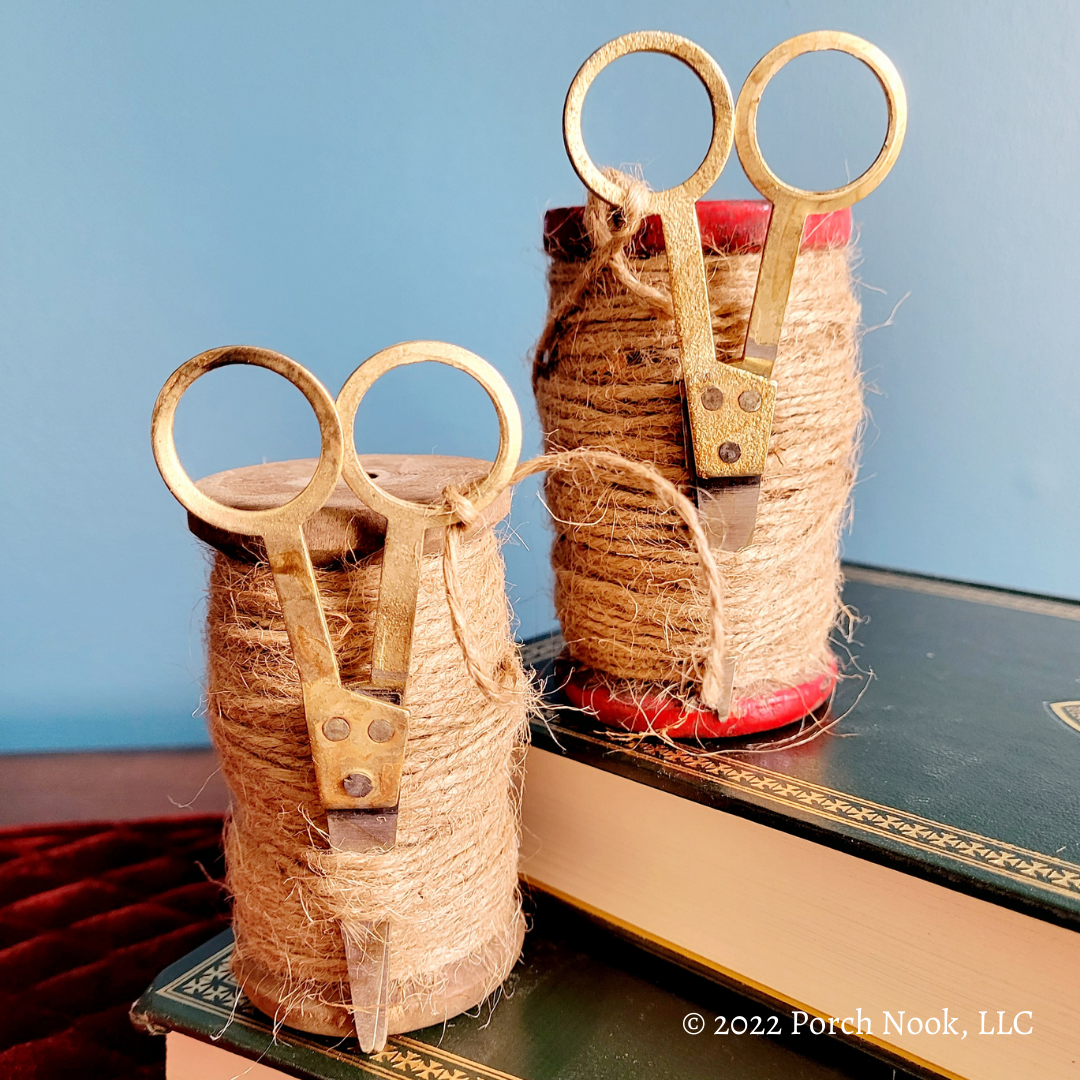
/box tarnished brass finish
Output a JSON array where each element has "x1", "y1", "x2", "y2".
[
  {"x1": 563, "y1": 32, "x2": 745, "y2": 491},
  {"x1": 735, "y1": 31, "x2": 907, "y2": 372},
  {"x1": 367, "y1": 718, "x2": 395, "y2": 743},
  {"x1": 700, "y1": 386, "x2": 724, "y2": 411},
  {"x1": 335, "y1": 341, "x2": 520, "y2": 1055},
  {"x1": 691, "y1": 361, "x2": 778, "y2": 478},
  {"x1": 152, "y1": 346, "x2": 344, "y2": 537},
  {"x1": 154, "y1": 341, "x2": 523, "y2": 1054},
  {"x1": 563, "y1": 32, "x2": 732, "y2": 208},
  {"x1": 323, "y1": 717, "x2": 351, "y2": 741},
  {"x1": 336, "y1": 341, "x2": 523, "y2": 691},
  {"x1": 151, "y1": 346, "x2": 409, "y2": 816},
  {"x1": 563, "y1": 30, "x2": 905, "y2": 550}
]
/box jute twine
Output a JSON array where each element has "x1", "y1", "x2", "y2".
[
  {"x1": 534, "y1": 170, "x2": 863, "y2": 709},
  {"x1": 206, "y1": 525, "x2": 531, "y2": 1031},
  {"x1": 203, "y1": 436, "x2": 728, "y2": 1036}
]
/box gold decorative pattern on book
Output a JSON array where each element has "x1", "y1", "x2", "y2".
[
  {"x1": 373, "y1": 1040, "x2": 525, "y2": 1080},
  {"x1": 158, "y1": 944, "x2": 523, "y2": 1080},
  {"x1": 843, "y1": 565, "x2": 1080, "y2": 621},
  {"x1": 543, "y1": 722, "x2": 1080, "y2": 902},
  {"x1": 158, "y1": 945, "x2": 263, "y2": 1024},
  {"x1": 1048, "y1": 700, "x2": 1080, "y2": 735}
]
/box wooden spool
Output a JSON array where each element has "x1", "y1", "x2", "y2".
[
  {"x1": 190, "y1": 453, "x2": 512, "y2": 566},
  {"x1": 190, "y1": 452, "x2": 521, "y2": 1037},
  {"x1": 234, "y1": 936, "x2": 523, "y2": 1038},
  {"x1": 540, "y1": 200, "x2": 851, "y2": 738}
]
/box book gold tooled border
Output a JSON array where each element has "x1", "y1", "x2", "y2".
[
  {"x1": 542, "y1": 719, "x2": 1080, "y2": 903},
  {"x1": 157, "y1": 943, "x2": 524, "y2": 1080},
  {"x1": 842, "y1": 563, "x2": 1080, "y2": 620}
]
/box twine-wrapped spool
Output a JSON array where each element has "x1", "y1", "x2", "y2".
[
  {"x1": 191, "y1": 454, "x2": 528, "y2": 1036},
  {"x1": 534, "y1": 180, "x2": 861, "y2": 736}
]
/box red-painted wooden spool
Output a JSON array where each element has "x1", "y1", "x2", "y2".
[
  {"x1": 544, "y1": 199, "x2": 852, "y2": 259},
  {"x1": 547, "y1": 199, "x2": 850, "y2": 738},
  {"x1": 563, "y1": 663, "x2": 837, "y2": 739}
]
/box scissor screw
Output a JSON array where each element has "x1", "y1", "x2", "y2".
[
  {"x1": 718, "y1": 442, "x2": 742, "y2": 464},
  {"x1": 343, "y1": 772, "x2": 374, "y2": 798},
  {"x1": 323, "y1": 717, "x2": 351, "y2": 741},
  {"x1": 738, "y1": 390, "x2": 762, "y2": 413},
  {"x1": 368, "y1": 718, "x2": 395, "y2": 743},
  {"x1": 700, "y1": 386, "x2": 724, "y2": 411}
]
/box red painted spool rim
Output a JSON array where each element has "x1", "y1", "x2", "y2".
[
  {"x1": 544, "y1": 200, "x2": 851, "y2": 261},
  {"x1": 562, "y1": 661, "x2": 837, "y2": 739}
]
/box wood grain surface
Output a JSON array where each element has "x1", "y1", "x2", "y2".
[{"x1": 189, "y1": 454, "x2": 512, "y2": 565}]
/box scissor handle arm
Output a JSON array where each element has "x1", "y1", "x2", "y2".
[
  {"x1": 151, "y1": 346, "x2": 345, "y2": 537},
  {"x1": 563, "y1": 31, "x2": 733, "y2": 209},
  {"x1": 735, "y1": 31, "x2": 908, "y2": 373},
  {"x1": 336, "y1": 341, "x2": 523, "y2": 690},
  {"x1": 151, "y1": 346, "x2": 407, "y2": 812}
]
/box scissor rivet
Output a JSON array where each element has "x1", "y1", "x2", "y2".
[
  {"x1": 738, "y1": 390, "x2": 762, "y2": 413},
  {"x1": 368, "y1": 718, "x2": 395, "y2": 743},
  {"x1": 718, "y1": 442, "x2": 742, "y2": 464},
  {"x1": 343, "y1": 772, "x2": 374, "y2": 798},
  {"x1": 700, "y1": 386, "x2": 724, "y2": 411},
  {"x1": 323, "y1": 717, "x2": 351, "y2": 741}
]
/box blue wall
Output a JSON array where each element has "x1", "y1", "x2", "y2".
[{"x1": 2, "y1": 1, "x2": 1078, "y2": 751}]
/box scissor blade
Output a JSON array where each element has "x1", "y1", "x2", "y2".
[
  {"x1": 342, "y1": 921, "x2": 391, "y2": 1053},
  {"x1": 710, "y1": 654, "x2": 737, "y2": 718},
  {"x1": 327, "y1": 807, "x2": 398, "y2": 851},
  {"x1": 327, "y1": 809, "x2": 397, "y2": 1053},
  {"x1": 694, "y1": 477, "x2": 761, "y2": 552}
]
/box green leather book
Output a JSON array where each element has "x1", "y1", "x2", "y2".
[
  {"x1": 130, "y1": 894, "x2": 905, "y2": 1079},
  {"x1": 519, "y1": 565, "x2": 1080, "y2": 1080}
]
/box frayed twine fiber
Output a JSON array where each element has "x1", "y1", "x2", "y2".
[
  {"x1": 444, "y1": 447, "x2": 726, "y2": 708},
  {"x1": 534, "y1": 170, "x2": 863, "y2": 707},
  {"x1": 206, "y1": 526, "x2": 532, "y2": 1031}
]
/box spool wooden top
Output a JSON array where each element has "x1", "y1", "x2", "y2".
[
  {"x1": 544, "y1": 199, "x2": 851, "y2": 261},
  {"x1": 189, "y1": 454, "x2": 512, "y2": 566}
]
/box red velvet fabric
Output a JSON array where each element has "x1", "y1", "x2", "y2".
[{"x1": 0, "y1": 815, "x2": 229, "y2": 1080}]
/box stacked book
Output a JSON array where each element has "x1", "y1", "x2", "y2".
[{"x1": 135, "y1": 565, "x2": 1080, "y2": 1080}]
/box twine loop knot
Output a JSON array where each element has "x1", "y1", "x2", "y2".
[
  {"x1": 534, "y1": 169, "x2": 673, "y2": 379},
  {"x1": 442, "y1": 483, "x2": 480, "y2": 527}
]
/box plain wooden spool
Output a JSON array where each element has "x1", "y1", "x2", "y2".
[
  {"x1": 190, "y1": 452, "x2": 522, "y2": 1037},
  {"x1": 233, "y1": 930, "x2": 524, "y2": 1037},
  {"x1": 190, "y1": 453, "x2": 512, "y2": 566}
]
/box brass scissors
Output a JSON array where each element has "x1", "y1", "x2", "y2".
[
  {"x1": 152, "y1": 341, "x2": 522, "y2": 1052},
  {"x1": 563, "y1": 30, "x2": 906, "y2": 551}
]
